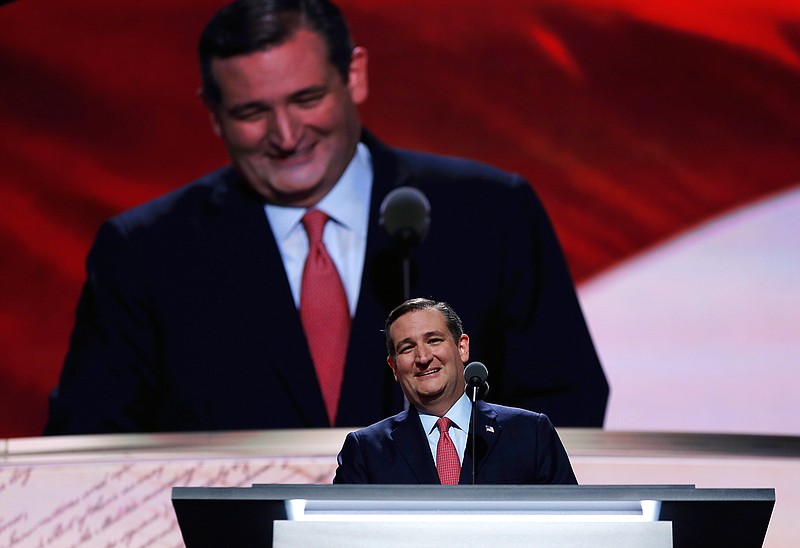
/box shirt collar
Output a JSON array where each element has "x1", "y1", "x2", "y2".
[
  {"x1": 265, "y1": 142, "x2": 372, "y2": 240},
  {"x1": 419, "y1": 392, "x2": 473, "y2": 435}
]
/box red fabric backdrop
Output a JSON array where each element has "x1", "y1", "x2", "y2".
[{"x1": 1, "y1": 0, "x2": 799, "y2": 437}]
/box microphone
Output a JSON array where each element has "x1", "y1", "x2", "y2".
[
  {"x1": 379, "y1": 186, "x2": 431, "y2": 248},
  {"x1": 379, "y1": 187, "x2": 431, "y2": 301},
  {"x1": 464, "y1": 361, "x2": 488, "y2": 392},
  {"x1": 463, "y1": 361, "x2": 489, "y2": 485}
]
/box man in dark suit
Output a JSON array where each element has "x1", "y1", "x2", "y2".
[
  {"x1": 44, "y1": 0, "x2": 607, "y2": 435},
  {"x1": 333, "y1": 298, "x2": 577, "y2": 484}
]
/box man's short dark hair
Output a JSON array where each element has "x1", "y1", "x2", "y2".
[
  {"x1": 198, "y1": 0, "x2": 354, "y2": 107},
  {"x1": 385, "y1": 298, "x2": 464, "y2": 358}
]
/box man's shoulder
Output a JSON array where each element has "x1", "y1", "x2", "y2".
[
  {"x1": 83, "y1": 165, "x2": 258, "y2": 262},
  {"x1": 363, "y1": 131, "x2": 527, "y2": 191},
  {"x1": 483, "y1": 401, "x2": 550, "y2": 424},
  {"x1": 100, "y1": 166, "x2": 253, "y2": 241},
  {"x1": 349, "y1": 408, "x2": 413, "y2": 441},
  {"x1": 112, "y1": 166, "x2": 234, "y2": 222},
  {"x1": 392, "y1": 147, "x2": 526, "y2": 189}
]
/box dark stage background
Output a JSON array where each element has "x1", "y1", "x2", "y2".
[{"x1": 1, "y1": 0, "x2": 799, "y2": 437}]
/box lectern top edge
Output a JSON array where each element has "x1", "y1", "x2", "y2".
[{"x1": 172, "y1": 483, "x2": 776, "y2": 503}]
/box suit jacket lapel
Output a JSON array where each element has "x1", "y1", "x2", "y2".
[
  {"x1": 391, "y1": 408, "x2": 440, "y2": 484},
  {"x1": 359, "y1": 129, "x2": 416, "y2": 311},
  {"x1": 208, "y1": 170, "x2": 328, "y2": 426},
  {"x1": 460, "y1": 401, "x2": 501, "y2": 484},
  {"x1": 337, "y1": 131, "x2": 414, "y2": 425}
]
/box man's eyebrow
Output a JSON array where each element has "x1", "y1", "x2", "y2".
[
  {"x1": 289, "y1": 84, "x2": 329, "y2": 99},
  {"x1": 225, "y1": 84, "x2": 328, "y2": 114},
  {"x1": 395, "y1": 330, "x2": 447, "y2": 348},
  {"x1": 226, "y1": 100, "x2": 267, "y2": 115}
]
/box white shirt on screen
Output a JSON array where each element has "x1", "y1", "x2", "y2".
[{"x1": 264, "y1": 142, "x2": 373, "y2": 317}]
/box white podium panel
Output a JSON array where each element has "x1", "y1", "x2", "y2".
[{"x1": 273, "y1": 521, "x2": 673, "y2": 548}]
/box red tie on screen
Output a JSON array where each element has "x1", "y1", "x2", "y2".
[
  {"x1": 436, "y1": 417, "x2": 461, "y2": 485},
  {"x1": 300, "y1": 210, "x2": 351, "y2": 426}
]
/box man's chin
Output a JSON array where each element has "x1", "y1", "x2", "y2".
[
  {"x1": 246, "y1": 173, "x2": 330, "y2": 207},
  {"x1": 416, "y1": 387, "x2": 447, "y2": 404}
]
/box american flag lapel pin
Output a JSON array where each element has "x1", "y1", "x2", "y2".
[{"x1": 485, "y1": 425, "x2": 495, "y2": 433}]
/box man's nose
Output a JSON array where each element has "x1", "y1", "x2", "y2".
[
  {"x1": 414, "y1": 345, "x2": 433, "y2": 365},
  {"x1": 268, "y1": 108, "x2": 300, "y2": 150}
]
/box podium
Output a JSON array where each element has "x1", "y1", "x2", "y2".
[{"x1": 172, "y1": 484, "x2": 774, "y2": 547}]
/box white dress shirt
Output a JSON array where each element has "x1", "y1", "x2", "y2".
[
  {"x1": 418, "y1": 393, "x2": 473, "y2": 466},
  {"x1": 264, "y1": 143, "x2": 373, "y2": 316}
]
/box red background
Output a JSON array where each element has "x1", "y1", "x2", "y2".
[{"x1": 1, "y1": 0, "x2": 799, "y2": 437}]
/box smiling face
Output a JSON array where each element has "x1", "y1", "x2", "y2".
[
  {"x1": 387, "y1": 308, "x2": 470, "y2": 417},
  {"x1": 206, "y1": 28, "x2": 368, "y2": 207}
]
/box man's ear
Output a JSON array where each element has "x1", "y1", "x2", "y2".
[
  {"x1": 387, "y1": 355, "x2": 399, "y2": 382},
  {"x1": 458, "y1": 334, "x2": 470, "y2": 364},
  {"x1": 348, "y1": 46, "x2": 369, "y2": 105},
  {"x1": 198, "y1": 87, "x2": 223, "y2": 138}
]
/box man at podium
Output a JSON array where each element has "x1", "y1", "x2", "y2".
[{"x1": 333, "y1": 298, "x2": 577, "y2": 485}]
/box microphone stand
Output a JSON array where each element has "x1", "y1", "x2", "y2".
[
  {"x1": 470, "y1": 383, "x2": 478, "y2": 484},
  {"x1": 401, "y1": 245, "x2": 411, "y2": 411},
  {"x1": 397, "y1": 226, "x2": 418, "y2": 302},
  {"x1": 464, "y1": 362, "x2": 488, "y2": 485}
]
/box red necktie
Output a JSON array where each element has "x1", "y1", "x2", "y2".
[
  {"x1": 436, "y1": 417, "x2": 461, "y2": 485},
  {"x1": 300, "y1": 210, "x2": 351, "y2": 425}
]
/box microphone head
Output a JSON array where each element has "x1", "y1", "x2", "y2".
[
  {"x1": 463, "y1": 361, "x2": 488, "y2": 385},
  {"x1": 379, "y1": 186, "x2": 431, "y2": 247}
]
